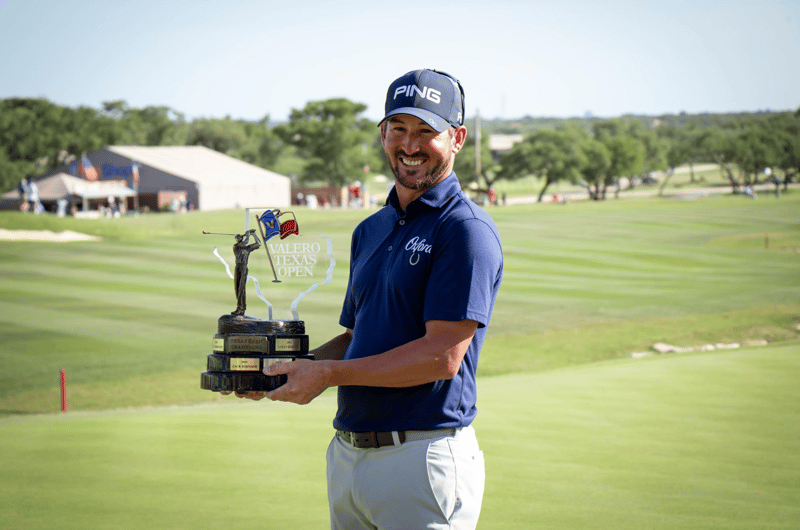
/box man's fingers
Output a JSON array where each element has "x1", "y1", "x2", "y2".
[
  {"x1": 217, "y1": 360, "x2": 310, "y2": 401},
  {"x1": 264, "y1": 361, "x2": 292, "y2": 377},
  {"x1": 219, "y1": 390, "x2": 264, "y2": 400}
]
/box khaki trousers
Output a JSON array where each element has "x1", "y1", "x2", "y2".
[{"x1": 326, "y1": 425, "x2": 485, "y2": 530}]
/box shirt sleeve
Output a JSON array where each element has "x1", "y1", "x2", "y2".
[
  {"x1": 338, "y1": 229, "x2": 359, "y2": 329},
  {"x1": 423, "y1": 218, "x2": 503, "y2": 328}
]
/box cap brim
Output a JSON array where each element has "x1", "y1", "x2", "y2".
[{"x1": 379, "y1": 107, "x2": 450, "y2": 133}]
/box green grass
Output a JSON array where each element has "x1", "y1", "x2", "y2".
[
  {"x1": 0, "y1": 399, "x2": 334, "y2": 529},
  {"x1": 1, "y1": 343, "x2": 797, "y2": 529},
  {"x1": 1, "y1": 193, "x2": 799, "y2": 414},
  {"x1": 477, "y1": 341, "x2": 800, "y2": 530},
  {"x1": 0, "y1": 191, "x2": 798, "y2": 528}
]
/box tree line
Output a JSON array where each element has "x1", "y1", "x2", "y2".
[
  {"x1": 487, "y1": 110, "x2": 800, "y2": 201},
  {"x1": 1, "y1": 97, "x2": 798, "y2": 200}
]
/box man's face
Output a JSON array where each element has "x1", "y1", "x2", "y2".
[{"x1": 381, "y1": 115, "x2": 466, "y2": 193}]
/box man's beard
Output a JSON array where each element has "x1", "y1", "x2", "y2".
[{"x1": 388, "y1": 151, "x2": 452, "y2": 192}]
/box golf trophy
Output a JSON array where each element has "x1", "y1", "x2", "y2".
[{"x1": 200, "y1": 207, "x2": 335, "y2": 394}]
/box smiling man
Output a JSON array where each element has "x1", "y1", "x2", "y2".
[{"x1": 262, "y1": 69, "x2": 504, "y2": 530}]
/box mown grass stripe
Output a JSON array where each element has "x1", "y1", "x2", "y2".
[{"x1": 1, "y1": 345, "x2": 797, "y2": 529}]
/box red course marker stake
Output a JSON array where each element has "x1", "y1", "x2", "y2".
[{"x1": 60, "y1": 369, "x2": 67, "y2": 412}]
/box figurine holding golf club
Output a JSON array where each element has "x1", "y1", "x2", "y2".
[{"x1": 231, "y1": 230, "x2": 260, "y2": 316}]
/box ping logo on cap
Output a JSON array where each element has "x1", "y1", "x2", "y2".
[
  {"x1": 382, "y1": 69, "x2": 464, "y2": 132},
  {"x1": 393, "y1": 85, "x2": 442, "y2": 105}
]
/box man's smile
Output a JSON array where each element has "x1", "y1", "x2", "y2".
[{"x1": 400, "y1": 157, "x2": 425, "y2": 167}]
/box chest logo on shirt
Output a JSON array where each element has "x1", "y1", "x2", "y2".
[{"x1": 405, "y1": 236, "x2": 433, "y2": 266}]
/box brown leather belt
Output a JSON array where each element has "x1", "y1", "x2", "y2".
[{"x1": 336, "y1": 427, "x2": 457, "y2": 449}]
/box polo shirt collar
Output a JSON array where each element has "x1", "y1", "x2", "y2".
[{"x1": 386, "y1": 172, "x2": 460, "y2": 216}]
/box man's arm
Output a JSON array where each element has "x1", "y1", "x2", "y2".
[
  {"x1": 264, "y1": 319, "x2": 478, "y2": 405},
  {"x1": 311, "y1": 329, "x2": 352, "y2": 361}
]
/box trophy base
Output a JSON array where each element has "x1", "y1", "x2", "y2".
[
  {"x1": 206, "y1": 353, "x2": 313, "y2": 372},
  {"x1": 201, "y1": 371, "x2": 288, "y2": 393},
  {"x1": 201, "y1": 314, "x2": 310, "y2": 394}
]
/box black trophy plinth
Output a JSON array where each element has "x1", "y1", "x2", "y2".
[{"x1": 201, "y1": 314, "x2": 312, "y2": 393}]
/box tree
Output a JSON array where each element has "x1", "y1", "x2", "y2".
[
  {"x1": 626, "y1": 120, "x2": 668, "y2": 180},
  {"x1": 696, "y1": 127, "x2": 743, "y2": 193},
  {"x1": 576, "y1": 137, "x2": 611, "y2": 200},
  {"x1": 604, "y1": 135, "x2": 645, "y2": 198},
  {"x1": 0, "y1": 148, "x2": 33, "y2": 192},
  {"x1": 275, "y1": 98, "x2": 377, "y2": 203},
  {"x1": 452, "y1": 127, "x2": 498, "y2": 190},
  {"x1": 733, "y1": 125, "x2": 782, "y2": 187},
  {"x1": 657, "y1": 123, "x2": 699, "y2": 195},
  {"x1": 101, "y1": 100, "x2": 185, "y2": 145},
  {"x1": 761, "y1": 112, "x2": 800, "y2": 190},
  {"x1": 591, "y1": 119, "x2": 646, "y2": 198},
  {"x1": 186, "y1": 117, "x2": 248, "y2": 154},
  {"x1": 498, "y1": 128, "x2": 585, "y2": 202},
  {"x1": 0, "y1": 98, "x2": 116, "y2": 192}
]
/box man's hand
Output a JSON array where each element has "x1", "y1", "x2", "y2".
[{"x1": 264, "y1": 359, "x2": 331, "y2": 405}]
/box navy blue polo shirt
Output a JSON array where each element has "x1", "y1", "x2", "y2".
[{"x1": 335, "y1": 173, "x2": 503, "y2": 432}]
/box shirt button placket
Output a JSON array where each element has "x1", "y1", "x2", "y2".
[{"x1": 390, "y1": 218, "x2": 406, "y2": 251}]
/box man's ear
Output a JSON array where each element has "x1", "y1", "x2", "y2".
[{"x1": 452, "y1": 126, "x2": 468, "y2": 154}]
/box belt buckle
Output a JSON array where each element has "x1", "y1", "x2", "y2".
[
  {"x1": 339, "y1": 430, "x2": 374, "y2": 448},
  {"x1": 354, "y1": 431, "x2": 378, "y2": 448},
  {"x1": 339, "y1": 430, "x2": 405, "y2": 449}
]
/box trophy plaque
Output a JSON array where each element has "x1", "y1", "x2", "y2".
[{"x1": 200, "y1": 208, "x2": 334, "y2": 394}]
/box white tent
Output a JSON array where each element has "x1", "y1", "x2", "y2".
[
  {"x1": 1, "y1": 173, "x2": 135, "y2": 214},
  {"x1": 3, "y1": 173, "x2": 134, "y2": 201}
]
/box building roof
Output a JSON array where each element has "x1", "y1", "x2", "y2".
[
  {"x1": 105, "y1": 145, "x2": 289, "y2": 186},
  {"x1": 489, "y1": 134, "x2": 524, "y2": 152}
]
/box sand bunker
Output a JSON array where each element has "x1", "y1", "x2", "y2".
[{"x1": 0, "y1": 229, "x2": 101, "y2": 242}]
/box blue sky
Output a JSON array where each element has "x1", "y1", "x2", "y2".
[{"x1": 1, "y1": 0, "x2": 798, "y2": 122}]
